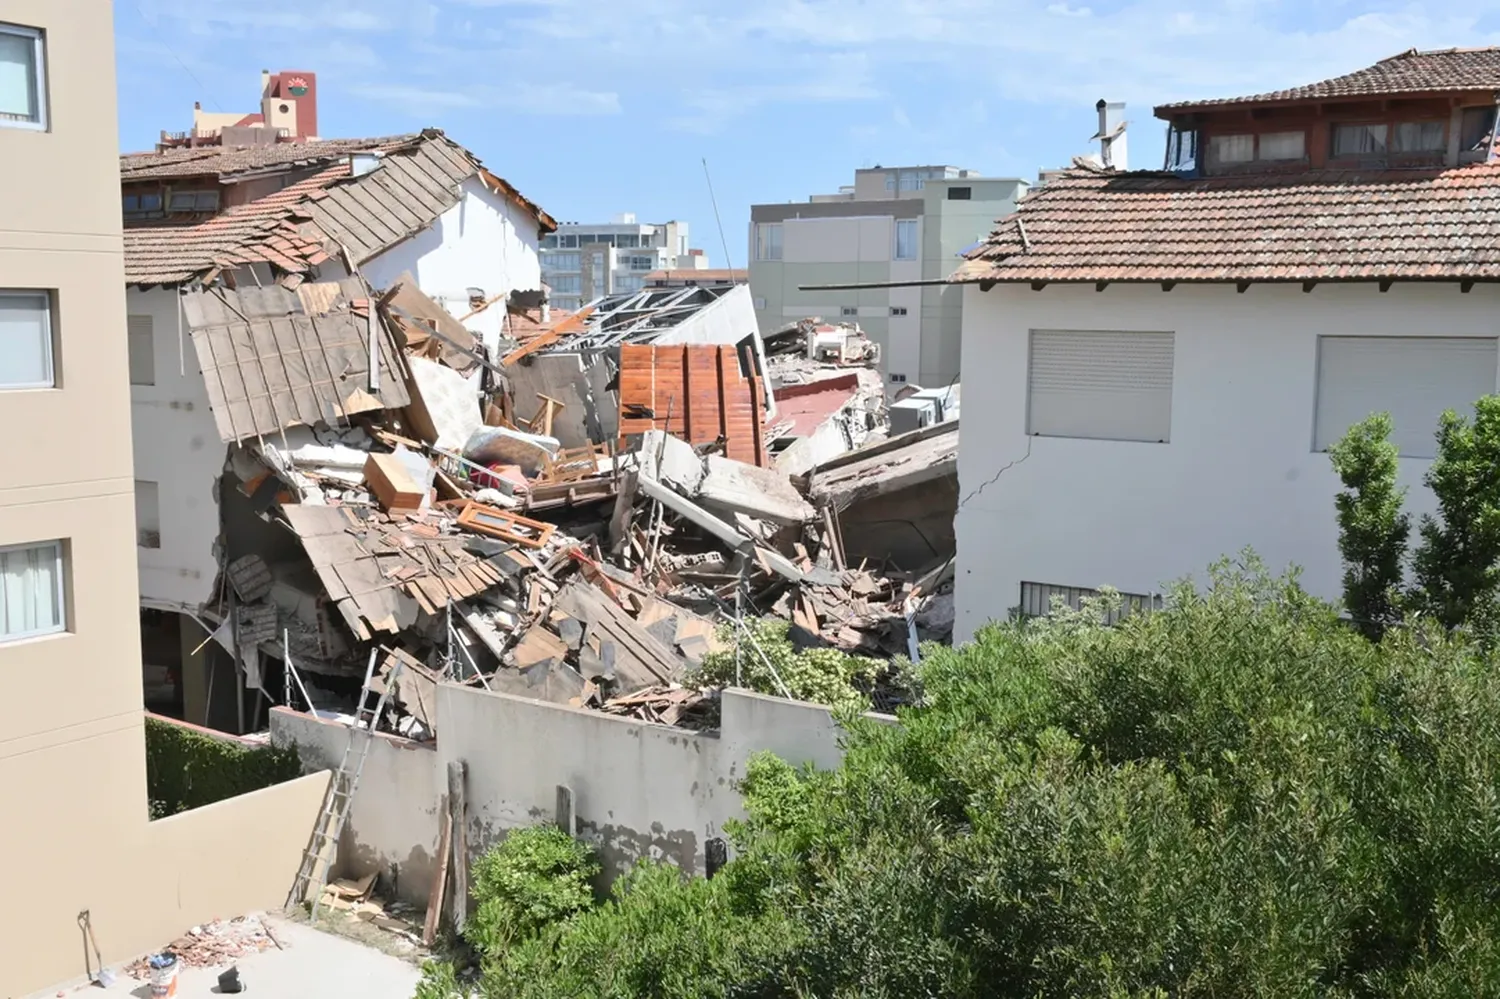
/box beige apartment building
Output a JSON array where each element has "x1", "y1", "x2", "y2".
[{"x1": 0, "y1": 4, "x2": 326, "y2": 995}]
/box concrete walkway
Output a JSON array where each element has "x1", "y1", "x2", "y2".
[{"x1": 51, "y1": 918, "x2": 420, "y2": 999}]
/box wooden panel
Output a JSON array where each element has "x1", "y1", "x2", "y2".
[{"x1": 617, "y1": 344, "x2": 770, "y2": 466}]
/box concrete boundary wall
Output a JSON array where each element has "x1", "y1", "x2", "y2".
[{"x1": 270, "y1": 687, "x2": 893, "y2": 896}]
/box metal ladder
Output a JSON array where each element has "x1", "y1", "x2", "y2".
[{"x1": 286, "y1": 649, "x2": 401, "y2": 918}]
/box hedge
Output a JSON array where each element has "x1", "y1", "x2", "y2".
[{"x1": 145, "y1": 716, "x2": 302, "y2": 817}]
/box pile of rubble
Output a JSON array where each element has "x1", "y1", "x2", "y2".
[
  {"x1": 212, "y1": 275, "x2": 953, "y2": 736},
  {"x1": 125, "y1": 915, "x2": 282, "y2": 977}
]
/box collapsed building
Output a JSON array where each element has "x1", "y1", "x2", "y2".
[{"x1": 120, "y1": 126, "x2": 954, "y2": 737}]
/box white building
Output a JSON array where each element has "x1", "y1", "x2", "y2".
[
  {"x1": 948, "y1": 53, "x2": 1500, "y2": 641},
  {"x1": 121, "y1": 131, "x2": 554, "y2": 620},
  {"x1": 540, "y1": 214, "x2": 705, "y2": 310}
]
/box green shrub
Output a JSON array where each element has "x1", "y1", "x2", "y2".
[
  {"x1": 1328, "y1": 412, "x2": 1409, "y2": 638},
  {"x1": 457, "y1": 555, "x2": 1500, "y2": 998},
  {"x1": 145, "y1": 716, "x2": 301, "y2": 816},
  {"x1": 691, "y1": 617, "x2": 888, "y2": 713},
  {"x1": 1412, "y1": 395, "x2": 1500, "y2": 636},
  {"x1": 464, "y1": 826, "x2": 599, "y2": 959}
]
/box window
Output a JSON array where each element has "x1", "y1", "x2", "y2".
[
  {"x1": 755, "y1": 223, "x2": 783, "y2": 261},
  {"x1": 0, "y1": 290, "x2": 53, "y2": 389},
  {"x1": 1165, "y1": 126, "x2": 1198, "y2": 172},
  {"x1": 628, "y1": 256, "x2": 653, "y2": 271},
  {"x1": 127, "y1": 314, "x2": 153, "y2": 386},
  {"x1": 549, "y1": 274, "x2": 581, "y2": 294},
  {"x1": 591, "y1": 253, "x2": 605, "y2": 269},
  {"x1": 559, "y1": 234, "x2": 579, "y2": 249},
  {"x1": 840, "y1": 306, "x2": 858, "y2": 317},
  {"x1": 1019, "y1": 581, "x2": 1160, "y2": 625},
  {"x1": 135, "y1": 481, "x2": 160, "y2": 549},
  {"x1": 0, "y1": 23, "x2": 46, "y2": 129},
  {"x1": 1461, "y1": 106, "x2": 1497, "y2": 152},
  {"x1": 0, "y1": 540, "x2": 64, "y2": 641},
  {"x1": 890, "y1": 306, "x2": 908, "y2": 317},
  {"x1": 545, "y1": 252, "x2": 581, "y2": 271},
  {"x1": 541, "y1": 235, "x2": 558, "y2": 249},
  {"x1": 618, "y1": 234, "x2": 641, "y2": 248},
  {"x1": 1333, "y1": 123, "x2": 1388, "y2": 156},
  {"x1": 898, "y1": 175, "x2": 921, "y2": 192},
  {"x1": 889, "y1": 373, "x2": 907, "y2": 384},
  {"x1": 947, "y1": 186, "x2": 972, "y2": 200},
  {"x1": 1027, "y1": 329, "x2": 1174, "y2": 442},
  {"x1": 1209, "y1": 134, "x2": 1254, "y2": 164},
  {"x1": 1313, "y1": 336, "x2": 1498, "y2": 458},
  {"x1": 894, "y1": 219, "x2": 918, "y2": 260},
  {"x1": 1258, "y1": 131, "x2": 1306, "y2": 160},
  {"x1": 167, "y1": 190, "x2": 220, "y2": 213},
  {"x1": 1392, "y1": 121, "x2": 1446, "y2": 153}
]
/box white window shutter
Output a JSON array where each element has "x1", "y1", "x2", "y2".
[
  {"x1": 1028, "y1": 330, "x2": 1174, "y2": 443},
  {"x1": 1314, "y1": 336, "x2": 1499, "y2": 458}
]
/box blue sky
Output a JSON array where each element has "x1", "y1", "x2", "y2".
[{"x1": 117, "y1": 1, "x2": 1496, "y2": 266}]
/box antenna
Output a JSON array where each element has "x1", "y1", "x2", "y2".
[{"x1": 701, "y1": 158, "x2": 738, "y2": 283}]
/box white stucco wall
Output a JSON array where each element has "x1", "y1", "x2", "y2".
[
  {"x1": 954, "y1": 282, "x2": 1500, "y2": 643},
  {"x1": 360, "y1": 177, "x2": 543, "y2": 350},
  {"x1": 127, "y1": 286, "x2": 224, "y2": 611}
]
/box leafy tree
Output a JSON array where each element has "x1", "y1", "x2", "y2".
[
  {"x1": 442, "y1": 556, "x2": 1500, "y2": 999},
  {"x1": 1412, "y1": 395, "x2": 1500, "y2": 635},
  {"x1": 1328, "y1": 412, "x2": 1409, "y2": 639},
  {"x1": 691, "y1": 617, "x2": 888, "y2": 713}
]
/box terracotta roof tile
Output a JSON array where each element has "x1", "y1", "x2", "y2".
[
  {"x1": 1159, "y1": 47, "x2": 1500, "y2": 113},
  {"x1": 122, "y1": 131, "x2": 557, "y2": 285},
  {"x1": 119, "y1": 134, "x2": 420, "y2": 180},
  {"x1": 955, "y1": 160, "x2": 1500, "y2": 285}
]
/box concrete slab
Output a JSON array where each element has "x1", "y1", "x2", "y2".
[{"x1": 41, "y1": 918, "x2": 420, "y2": 999}]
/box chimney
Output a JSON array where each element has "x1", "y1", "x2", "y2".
[
  {"x1": 1094, "y1": 99, "x2": 1128, "y2": 171},
  {"x1": 261, "y1": 69, "x2": 271, "y2": 97}
]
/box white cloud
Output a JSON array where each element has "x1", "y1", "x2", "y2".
[{"x1": 119, "y1": 0, "x2": 1500, "y2": 141}]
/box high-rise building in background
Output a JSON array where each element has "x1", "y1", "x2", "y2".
[
  {"x1": 541, "y1": 214, "x2": 708, "y2": 310},
  {"x1": 749, "y1": 165, "x2": 1026, "y2": 390}
]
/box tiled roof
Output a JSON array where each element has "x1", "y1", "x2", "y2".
[
  {"x1": 120, "y1": 134, "x2": 419, "y2": 180},
  {"x1": 123, "y1": 165, "x2": 346, "y2": 285},
  {"x1": 954, "y1": 161, "x2": 1500, "y2": 285},
  {"x1": 1159, "y1": 47, "x2": 1500, "y2": 113},
  {"x1": 122, "y1": 131, "x2": 556, "y2": 285}
]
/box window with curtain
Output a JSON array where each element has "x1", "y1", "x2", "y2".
[
  {"x1": 0, "y1": 540, "x2": 64, "y2": 641},
  {"x1": 1333, "y1": 123, "x2": 1389, "y2": 156},
  {"x1": 894, "y1": 219, "x2": 917, "y2": 260},
  {"x1": 1461, "y1": 106, "x2": 1498, "y2": 152},
  {"x1": 0, "y1": 290, "x2": 54, "y2": 389},
  {"x1": 0, "y1": 23, "x2": 44, "y2": 128},
  {"x1": 1209, "y1": 134, "x2": 1255, "y2": 164},
  {"x1": 1258, "y1": 131, "x2": 1306, "y2": 160},
  {"x1": 1392, "y1": 121, "x2": 1446, "y2": 153}
]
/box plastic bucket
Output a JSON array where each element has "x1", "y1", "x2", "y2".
[{"x1": 147, "y1": 953, "x2": 178, "y2": 997}]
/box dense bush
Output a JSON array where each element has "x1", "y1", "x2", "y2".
[
  {"x1": 691, "y1": 617, "x2": 890, "y2": 712},
  {"x1": 145, "y1": 716, "x2": 301, "y2": 817},
  {"x1": 463, "y1": 826, "x2": 599, "y2": 959},
  {"x1": 1328, "y1": 412, "x2": 1409, "y2": 638},
  {"x1": 444, "y1": 556, "x2": 1500, "y2": 998}
]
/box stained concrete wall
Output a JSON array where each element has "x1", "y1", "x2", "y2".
[
  {"x1": 270, "y1": 687, "x2": 892, "y2": 897},
  {"x1": 270, "y1": 709, "x2": 442, "y2": 905}
]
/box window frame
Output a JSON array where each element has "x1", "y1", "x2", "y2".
[
  {"x1": 0, "y1": 22, "x2": 47, "y2": 132},
  {"x1": 127, "y1": 314, "x2": 154, "y2": 386},
  {"x1": 0, "y1": 289, "x2": 55, "y2": 390},
  {"x1": 756, "y1": 223, "x2": 783, "y2": 262},
  {"x1": 0, "y1": 539, "x2": 66, "y2": 642},
  {"x1": 1331, "y1": 121, "x2": 1391, "y2": 158},
  {"x1": 894, "y1": 219, "x2": 918, "y2": 260}
]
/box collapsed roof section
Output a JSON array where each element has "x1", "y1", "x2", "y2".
[
  {"x1": 182, "y1": 277, "x2": 411, "y2": 444},
  {"x1": 525, "y1": 284, "x2": 760, "y2": 355},
  {"x1": 122, "y1": 129, "x2": 556, "y2": 288}
]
